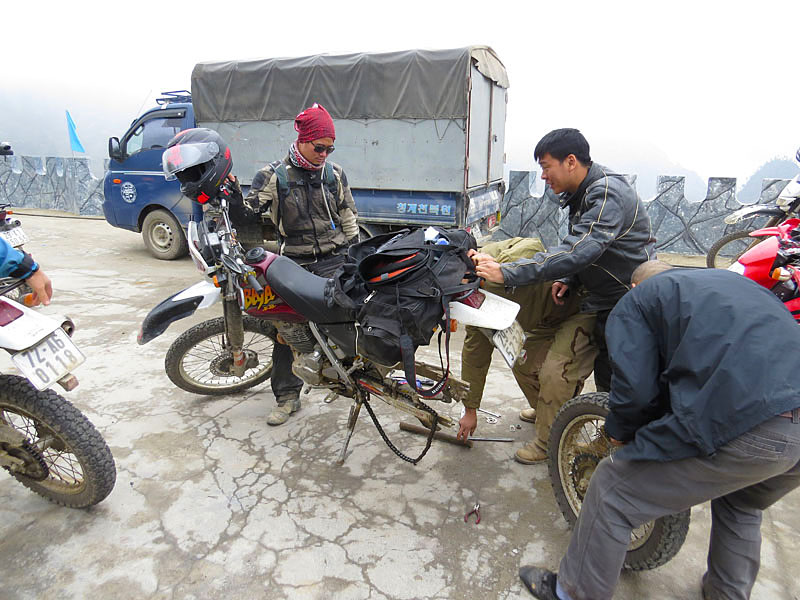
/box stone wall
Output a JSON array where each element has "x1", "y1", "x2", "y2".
[
  {"x1": 0, "y1": 154, "x2": 794, "y2": 256},
  {"x1": 497, "y1": 170, "x2": 793, "y2": 255},
  {"x1": 0, "y1": 155, "x2": 104, "y2": 215}
]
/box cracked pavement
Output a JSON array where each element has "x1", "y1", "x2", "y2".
[{"x1": 1, "y1": 213, "x2": 799, "y2": 599}]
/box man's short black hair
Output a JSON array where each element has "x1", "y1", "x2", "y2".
[{"x1": 534, "y1": 128, "x2": 592, "y2": 165}]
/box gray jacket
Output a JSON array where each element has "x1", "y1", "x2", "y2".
[{"x1": 501, "y1": 163, "x2": 656, "y2": 312}]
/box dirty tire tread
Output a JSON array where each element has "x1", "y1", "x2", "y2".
[
  {"x1": 142, "y1": 209, "x2": 188, "y2": 261},
  {"x1": 547, "y1": 392, "x2": 690, "y2": 571},
  {"x1": 0, "y1": 374, "x2": 116, "y2": 508},
  {"x1": 165, "y1": 316, "x2": 274, "y2": 395},
  {"x1": 706, "y1": 230, "x2": 757, "y2": 268}
]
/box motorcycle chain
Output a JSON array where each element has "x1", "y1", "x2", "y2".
[
  {"x1": 3, "y1": 438, "x2": 49, "y2": 481},
  {"x1": 360, "y1": 394, "x2": 439, "y2": 465}
]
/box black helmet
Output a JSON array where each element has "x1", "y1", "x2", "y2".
[{"x1": 163, "y1": 128, "x2": 232, "y2": 203}]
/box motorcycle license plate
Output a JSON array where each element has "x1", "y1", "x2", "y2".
[
  {"x1": 12, "y1": 328, "x2": 85, "y2": 391},
  {"x1": 493, "y1": 320, "x2": 525, "y2": 368},
  {"x1": 0, "y1": 226, "x2": 28, "y2": 247}
]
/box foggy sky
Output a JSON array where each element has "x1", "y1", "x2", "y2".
[{"x1": 3, "y1": 0, "x2": 799, "y2": 192}]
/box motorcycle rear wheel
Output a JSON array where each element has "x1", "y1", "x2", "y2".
[
  {"x1": 165, "y1": 316, "x2": 275, "y2": 395},
  {"x1": 0, "y1": 374, "x2": 116, "y2": 508},
  {"x1": 548, "y1": 392, "x2": 690, "y2": 571}
]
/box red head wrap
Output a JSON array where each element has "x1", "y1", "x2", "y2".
[{"x1": 294, "y1": 103, "x2": 336, "y2": 143}]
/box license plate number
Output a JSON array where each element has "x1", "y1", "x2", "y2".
[
  {"x1": 0, "y1": 226, "x2": 28, "y2": 247},
  {"x1": 493, "y1": 320, "x2": 525, "y2": 368},
  {"x1": 12, "y1": 328, "x2": 85, "y2": 390}
]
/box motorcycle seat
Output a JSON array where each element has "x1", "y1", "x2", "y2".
[{"x1": 265, "y1": 256, "x2": 352, "y2": 324}]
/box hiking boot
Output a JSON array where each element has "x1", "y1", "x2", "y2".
[
  {"x1": 519, "y1": 566, "x2": 559, "y2": 600},
  {"x1": 267, "y1": 397, "x2": 301, "y2": 426},
  {"x1": 514, "y1": 440, "x2": 547, "y2": 464},
  {"x1": 519, "y1": 408, "x2": 537, "y2": 423}
]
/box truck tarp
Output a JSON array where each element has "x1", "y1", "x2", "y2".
[{"x1": 191, "y1": 46, "x2": 509, "y2": 123}]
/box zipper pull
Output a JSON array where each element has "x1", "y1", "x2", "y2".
[{"x1": 364, "y1": 291, "x2": 376, "y2": 303}]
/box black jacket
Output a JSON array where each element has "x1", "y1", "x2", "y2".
[
  {"x1": 501, "y1": 163, "x2": 656, "y2": 312},
  {"x1": 604, "y1": 268, "x2": 800, "y2": 462}
]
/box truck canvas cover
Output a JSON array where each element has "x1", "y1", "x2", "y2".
[{"x1": 191, "y1": 47, "x2": 509, "y2": 122}]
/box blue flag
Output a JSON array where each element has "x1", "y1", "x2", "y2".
[{"x1": 66, "y1": 110, "x2": 86, "y2": 153}]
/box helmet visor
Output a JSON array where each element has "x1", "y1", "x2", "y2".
[{"x1": 162, "y1": 142, "x2": 219, "y2": 181}]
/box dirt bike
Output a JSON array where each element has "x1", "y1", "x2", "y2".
[
  {"x1": 548, "y1": 392, "x2": 691, "y2": 570},
  {"x1": 707, "y1": 148, "x2": 800, "y2": 268},
  {"x1": 728, "y1": 217, "x2": 800, "y2": 323},
  {"x1": 0, "y1": 279, "x2": 116, "y2": 507},
  {"x1": 138, "y1": 186, "x2": 523, "y2": 464}
]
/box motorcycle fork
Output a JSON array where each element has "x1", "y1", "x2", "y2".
[{"x1": 222, "y1": 296, "x2": 249, "y2": 377}]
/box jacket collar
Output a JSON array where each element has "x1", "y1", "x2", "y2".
[{"x1": 559, "y1": 162, "x2": 604, "y2": 209}]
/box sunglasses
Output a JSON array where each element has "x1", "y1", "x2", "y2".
[{"x1": 310, "y1": 143, "x2": 335, "y2": 155}]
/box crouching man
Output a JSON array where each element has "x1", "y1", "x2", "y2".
[{"x1": 519, "y1": 260, "x2": 800, "y2": 600}]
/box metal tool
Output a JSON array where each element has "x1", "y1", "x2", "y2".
[
  {"x1": 477, "y1": 408, "x2": 501, "y2": 418},
  {"x1": 464, "y1": 503, "x2": 481, "y2": 524},
  {"x1": 486, "y1": 416, "x2": 498, "y2": 424},
  {"x1": 468, "y1": 436, "x2": 514, "y2": 442}
]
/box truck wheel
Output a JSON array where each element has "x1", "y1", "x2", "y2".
[{"x1": 142, "y1": 209, "x2": 188, "y2": 260}]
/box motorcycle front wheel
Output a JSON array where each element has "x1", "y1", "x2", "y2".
[
  {"x1": 165, "y1": 316, "x2": 275, "y2": 395},
  {"x1": 548, "y1": 392, "x2": 690, "y2": 571},
  {"x1": 0, "y1": 375, "x2": 116, "y2": 508},
  {"x1": 705, "y1": 230, "x2": 759, "y2": 268}
]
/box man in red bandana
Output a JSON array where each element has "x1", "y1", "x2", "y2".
[{"x1": 242, "y1": 103, "x2": 359, "y2": 425}]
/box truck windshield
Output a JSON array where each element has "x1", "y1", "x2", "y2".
[{"x1": 125, "y1": 117, "x2": 185, "y2": 156}]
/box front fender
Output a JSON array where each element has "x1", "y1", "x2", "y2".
[{"x1": 137, "y1": 280, "x2": 220, "y2": 345}]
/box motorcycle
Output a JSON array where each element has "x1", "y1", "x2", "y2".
[
  {"x1": 0, "y1": 279, "x2": 116, "y2": 507},
  {"x1": 706, "y1": 147, "x2": 800, "y2": 268},
  {"x1": 728, "y1": 217, "x2": 800, "y2": 322},
  {"x1": 138, "y1": 185, "x2": 524, "y2": 464},
  {"x1": 547, "y1": 393, "x2": 690, "y2": 571}
]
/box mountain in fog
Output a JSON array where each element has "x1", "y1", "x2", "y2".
[{"x1": 738, "y1": 157, "x2": 799, "y2": 204}]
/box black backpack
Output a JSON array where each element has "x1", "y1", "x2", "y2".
[{"x1": 331, "y1": 226, "x2": 479, "y2": 397}]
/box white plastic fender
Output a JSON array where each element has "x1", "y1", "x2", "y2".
[{"x1": 448, "y1": 289, "x2": 520, "y2": 331}]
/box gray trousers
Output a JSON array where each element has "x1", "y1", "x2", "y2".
[{"x1": 558, "y1": 415, "x2": 800, "y2": 600}]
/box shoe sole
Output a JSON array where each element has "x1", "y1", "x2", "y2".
[
  {"x1": 514, "y1": 452, "x2": 547, "y2": 465},
  {"x1": 519, "y1": 414, "x2": 536, "y2": 423}
]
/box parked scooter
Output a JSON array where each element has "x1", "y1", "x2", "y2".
[
  {"x1": 0, "y1": 279, "x2": 116, "y2": 507},
  {"x1": 706, "y1": 148, "x2": 800, "y2": 268}
]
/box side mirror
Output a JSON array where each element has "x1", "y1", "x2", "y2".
[
  {"x1": 108, "y1": 137, "x2": 123, "y2": 161},
  {"x1": 0, "y1": 141, "x2": 13, "y2": 156}
]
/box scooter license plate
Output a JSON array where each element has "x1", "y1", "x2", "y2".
[
  {"x1": 492, "y1": 320, "x2": 525, "y2": 368},
  {"x1": 0, "y1": 226, "x2": 28, "y2": 247},
  {"x1": 12, "y1": 328, "x2": 85, "y2": 391}
]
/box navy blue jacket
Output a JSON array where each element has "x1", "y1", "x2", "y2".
[{"x1": 604, "y1": 268, "x2": 800, "y2": 461}]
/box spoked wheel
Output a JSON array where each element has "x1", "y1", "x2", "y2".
[
  {"x1": 165, "y1": 316, "x2": 275, "y2": 395},
  {"x1": 0, "y1": 375, "x2": 116, "y2": 508},
  {"x1": 706, "y1": 230, "x2": 759, "y2": 268},
  {"x1": 548, "y1": 392, "x2": 690, "y2": 570}
]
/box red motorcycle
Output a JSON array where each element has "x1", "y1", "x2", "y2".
[{"x1": 728, "y1": 217, "x2": 800, "y2": 322}]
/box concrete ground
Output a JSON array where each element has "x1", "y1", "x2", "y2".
[{"x1": 1, "y1": 213, "x2": 799, "y2": 600}]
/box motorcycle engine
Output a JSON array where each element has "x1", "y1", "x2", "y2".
[{"x1": 275, "y1": 322, "x2": 339, "y2": 385}]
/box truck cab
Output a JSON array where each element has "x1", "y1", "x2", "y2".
[{"x1": 103, "y1": 91, "x2": 197, "y2": 259}]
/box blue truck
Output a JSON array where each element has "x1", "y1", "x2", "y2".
[{"x1": 103, "y1": 47, "x2": 509, "y2": 259}]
